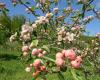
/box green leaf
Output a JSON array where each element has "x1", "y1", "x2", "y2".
[
  {"x1": 71, "y1": 69, "x2": 79, "y2": 80},
  {"x1": 32, "y1": 78, "x2": 35, "y2": 80},
  {"x1": 57, "y1": 72, "x2": 65, "y2": 80},
  {"x1": 42, "y1": 56, "x2": 55, "y2": 62},
  {"x1": 71, "y1": 69, "x2": 83, "y2": 80},
  {"x1": 31, "y1": 39, "x2": 38, "y2": 47},
  {"x1": 31, "y1": 6, "x2": 36, "y2": 11},
  {"x1": 42, "y1": 45, "x2": 50, "y2": 53}
]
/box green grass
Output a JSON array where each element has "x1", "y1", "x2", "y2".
[
  {"x1": 0, "y1": 43, "x2": 100, "y2": 80},
  {"x1": 0, "y1": 46, "x2": 32, "y2": 80}
]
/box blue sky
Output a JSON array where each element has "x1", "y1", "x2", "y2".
[{"x1": 0, "y1": 0, "x2": 100, "y2": 36}]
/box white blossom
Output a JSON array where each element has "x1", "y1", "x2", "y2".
[{"x1": 25, "y1": 67, "x2": 31, "y2": 72}]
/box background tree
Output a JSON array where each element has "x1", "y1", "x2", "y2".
[{"x1": 0, "y1": 11, "x2": 26, "y2": 45}]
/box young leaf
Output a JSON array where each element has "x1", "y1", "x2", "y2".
[
  {"x1": 42, "y1": 45, "x2": 50, "y2": 53},
  {"x1": 31, "y1": 6, "x2": 36, "y2": 11},
  {"x1": 31, "y1": 39, "x2": 38, "y2": 47}
]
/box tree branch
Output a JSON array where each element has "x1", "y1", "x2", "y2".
[
  {"x1": 82, "y1": 0, "x2": 94, "y2": 18},
  {"x1": 18, "y1": 0, "x2": 39, "y2": 17}
]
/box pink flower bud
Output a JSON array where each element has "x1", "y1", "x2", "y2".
[
  {"x1": 32, "y1": 70, "x2": 40, "y2": 77},
  {"x1": 38, "y1": 49, "x2": 43, "y2": 53},
  {"x1": 76, "y1": 56, "x2": 82, "y2": 63},
  {"x1": 71, "y1": 60, "x2": 81, "y2": 68},
  {"x1": 64, "y1": 49, "x2": 76, "y2": 60},
  {"x1": 38, "y1": 53, "x2": 44, "y2": 57},
  {"x1": 29, "y1": 64, "x2": 33, "y2": 67},
  {"x1": 32, "y1": 48, "x2": 39, "y2": 55},
  {"x1": 56, "y1": 52, "x2": 64, "y2": 59},
  {"x1": 40, "y1": 66, "x2": 46, "y2": 71},
  {"x1": 62, "y1": 50, "x2": 67, "y2": 56},
  {"x1": 23, "y1": 52, "x2": 28, "y2": 56},
  {"x1": 55, "y1": 58, "x2": 64, "y2": 67},
  {"x1": 22, "y1": 46, "x2": 29, "y2": 52},
  {"x1": 42, "y1": 51, "x2": 47, "y2": 55},
  {"x1": 33, "y1": 59, "x2": 41, "y2": 68}
]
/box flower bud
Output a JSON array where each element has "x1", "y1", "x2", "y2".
[
  {"x1": 55, "y1": 58, "x2": 64, "y2": 67},
  {"x1": 33, "y1": 59, "x2": 41, "y2": 68},
  {"x1": 38, "y1": 53, "x2": 44, "y2": 58},
  {"x1": 42, "y1": 50, "x2": 47, "y2": 55},
  {"x1": 22, "y1": 45, "x2": 29, "y2": 52},
  {"x1": 64, "y1": 49, "x2": 76, "y2": 60},
  {"x1": 32, "y1": 48, "x2": 39, "y2": 55},
  {"x1": 32, "y1": 70, "x2": 40, "y2": 77},
  {"x1": 23, "y1": 52, "x2": 29, "y2": 56},
  {"x1": 40, "y1": 66, "x2": 46, "y2": 71},
  {"x1": 71, "y1": 60, "x2": 81, "y2": 68},
  {"x1": 76, "y1": 56, "x2": 82, "y2": 63},
  {"x1": 56, "y1": 52, "x2": 64, "y2": 59},
  {"x1": 45, "y1": 13, "x2": 53, "y2": 19},
  {"x1": 25, "y1": 67, "x2": 31, "y2": 72},
  {"x1": 53, "y1": 8, "x2": 59, "y2": 13},
  {"x1": 32, "y1": 23, "x2": 37, "y2": 29}
]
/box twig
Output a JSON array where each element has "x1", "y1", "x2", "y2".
[
  {"x1": 82, "y1": 0, "x2": 94, "y2": 18},
  {"x1": 18, "y1": 0, "x2": 39, "y2": 16}
]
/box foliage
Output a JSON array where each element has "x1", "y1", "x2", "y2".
[{"x1": 0, "y1": 11, "x2": 26, "y2": 45}]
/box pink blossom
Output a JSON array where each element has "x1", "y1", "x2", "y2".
[
  {"x1": 76, "y1": 56, "x2": 82, "y2": 63},
  {"x1": 38, "y1": 53, "x2": 44, "y2": 57},
  {"x1": 38, "y1": 49, "x2": 43, "y2": 53},
  {"x1": 62, "y1": 50, "x2": 67, "y2": 55},
  {"x1": 56, "y1": 52, "x2": 64, "y2": 59},
  {"x1": 55, "y1": 58, "x2": 64, "y2": 67},
  {"x1": 64, "y1": 49, "x2": 76, "y2": 60},
  {"x1": 32, "y1": 48, "x2": 39, "y2": 55},
  {"x1": 42, "y1": 51, "x2": 47, "y2": 55},
  {"x1": 22, "y1": 46, "x2": 29, "y2": 52},
  {"x1": 23, "y1": 52, "x2": 29, "y2": 56},
  {"x1": 71, "y1": 60, "x2": 81, "y2": 68},
  {"x1": 33, "y1": 59, "x2": 41, "y2": 68}
]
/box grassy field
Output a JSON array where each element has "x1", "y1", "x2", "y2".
[{"x1": 0, "y1": 42, "x2": 100, "y2": 80}]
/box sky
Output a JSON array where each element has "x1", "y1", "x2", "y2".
[{"x1": 0, "y1": 0, "x2": 100, "y2": 36}]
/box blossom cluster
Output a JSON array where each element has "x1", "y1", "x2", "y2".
[
  {"x1": 25, "y1": 59, "x2": 47, "y2": 78},
  {"x1": 20, "y1": 22, "x2": 33, "y2": 42},
  {"x1": 55, "y1": 49, "x2": 82, "y2": 69}
]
